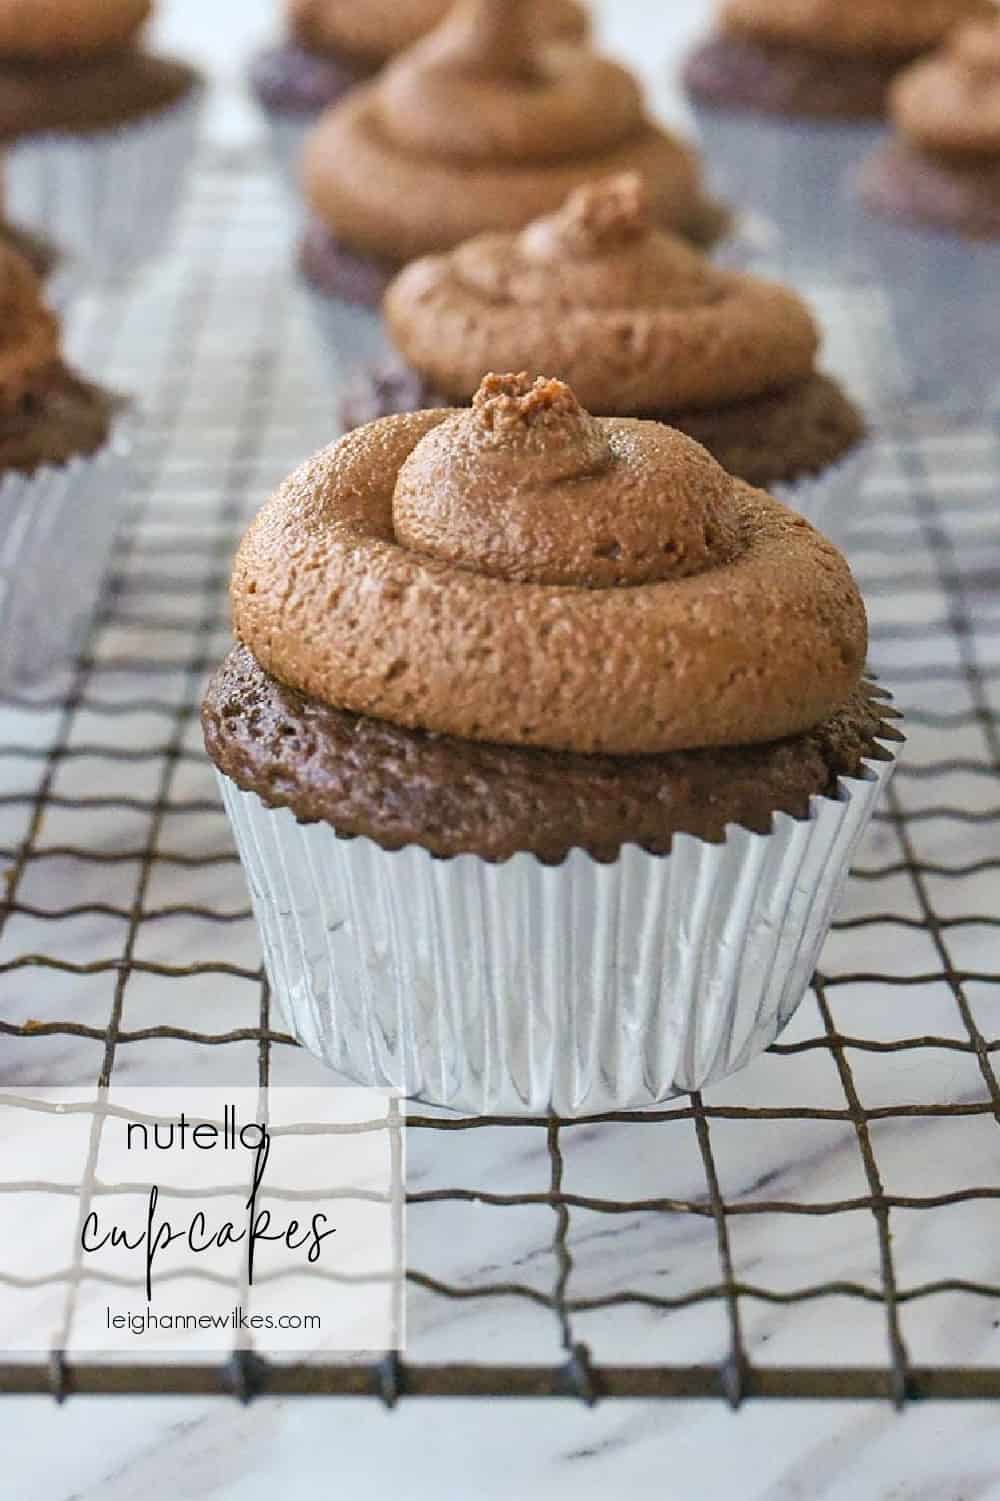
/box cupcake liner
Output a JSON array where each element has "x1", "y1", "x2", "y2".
[
  {"x1": 849, "y1": 211, "x2": 1000, "y2": 419},
  {"x1": 217, "y1": 718, "x2": 898, "y2": 1117},
  {"x1": 3, "y1": 85, "x2": 204, "y2": 285},
  {"x1": 300, "y1": 281, "x2": 391, "y2": 390},
  {"x1": 262, "y1": 113, "x2": 311, "y2": 195},
  {"x1": 771, "y1": 439, "x2": 872, "y2": 552},
  {"x1": 690, "y1": 103, "x2": 882, "y2": 279},
  {"x1": 0, "y1": 422, "x2": 132, "y2": 690}
]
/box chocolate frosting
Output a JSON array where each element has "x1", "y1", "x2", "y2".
[
  {"x1": 303, "y1": 0, "x2": 723, "y2": 262},
  {"x1": 231, "y1": 373, "x2": 868, "y2": 757},
  {"x1": 891, "y1": 18, "x2": 1000, "y2": 156},
  {"x1": 0, "y1": 0, "x2": 151, "y2": 60},
  {"x1": 289, "y1": 0, "x2": 587, "y2": 68},
  {"x1": 384, "y1": 174, "x2": 820, "y2": 413},
  {"x1": 720, "y1": 0, "x2": 993, "y2": 59}
]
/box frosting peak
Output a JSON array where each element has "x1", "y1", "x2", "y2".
[
  {"x1": 389, "y1": 373, "x2": 742, "y2": 588},
  {"x1": 512, "y1": 173, "x2": 721, "y2": 310},
  {"x1": 374, "y1": 0, "x2": 645, "y2": 163},
  {"x1": 892, "y1": 16, "x2": 1000, "y2": 155},
  {"x1": 416, "y1": 0, "x2": 542, "y2": 79},
  {"x1": 525, "y1": 172, "x2": 650, "y2": 255},
  {"x1": 288, "y1": 0, "x2": 588, "y2": 69},
  {"x1": 470, "y1": 371, "x2": 602, "y2": 441},
  {"x1": 0, "y1": 244, "x2": 60, "y2": 411}
]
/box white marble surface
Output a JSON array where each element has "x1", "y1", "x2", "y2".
[{"x1": 0, "y1": 1, "x2": 999, "y2": 1496}]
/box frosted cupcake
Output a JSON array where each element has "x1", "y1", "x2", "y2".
[
  {"x1": 347, "y1": 175, "x2": 868, "y2": 541},
  {"x1": 250, "y1": 0, "x2": 589, "y2": 184},
  {"x1": 684, "y1": 0, "x2": 990, "y2": 271},
  {"x1": 204, "y1": 371, "x2": 900, "y2": 1116},
  {"x1": 300, "y1": 0, "x2": 727, "y2": 321},
  {"x1": 858, "y1": 18, "x2": 1000, "y2": 414},
  {"x1": 0, "y1": 0, "x2": 203, "y2": 282},
  {"x1": 0, "y1": 243, "x2": 129, "y2": 688}
]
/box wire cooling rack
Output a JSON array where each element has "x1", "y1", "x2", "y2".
[{"x1": 0, "y1": 147, "x2": 998, "y2": 1405}]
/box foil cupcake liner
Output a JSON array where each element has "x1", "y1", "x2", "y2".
[
  {"x1": 4, "y1": 86, "x2": 204, "y2": 285},
  {"x1": 849, "y1": 211, "x2": 1000, "y2": 419},
  {"x1": 689, "y1": 103, "x2": 882, "y2": 279},
  {"x1": 301, "y1": 281, "x2": 391, "y2": 390},
  {"x1": 217, "y1": 722, "x2": 898, "y2": 1117},
  {"x1": 261, "y1": 113, "x2": 311, "y2": 195},
  {"x1": 771, "y1": 439, "x2": 872, "y2": 553},
  {"x1": 0, "y1": 422, "x2": 132, "y2": 690}
]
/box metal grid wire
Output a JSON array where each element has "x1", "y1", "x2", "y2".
[{"x1": 0, "y1": 147, "x2": 998, "y2": 1404}]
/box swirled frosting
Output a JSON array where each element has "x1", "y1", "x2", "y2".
[
  {"x1": 232, "y1": 373, "x2": 867, "y2": 756},
  {"x1": 289, "y1": 0, "x2": 587, "y2": 67},
  {"x1": 0, "y1": 241, "x2": 60, "y2": 408},
  {"x1": 303, "y1": 0, "x2": 723, "y2": 263},
  {"x1": 385, "y1": 174, "x2": 820, "y2": 413},
  {"x1": 891, "y1": 18, "x2": 1000, "y2": 156},
  {"x1": 720, "y1": 0, "x2": 993, "y2": 58},
  {"x1": 0, "y1": 0, "x2": 151, "y2": 60}
]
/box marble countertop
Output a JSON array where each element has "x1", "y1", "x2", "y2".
[{"x1": 0, "y1": 2, "x2": 999, "y2": 1497}]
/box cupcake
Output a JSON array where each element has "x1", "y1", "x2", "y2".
[
  {"x1": 0, "y1": 242, "x2": 129, "y2": 688},
  {"x1": 683, "y1": 0, "x2": 990, "y2": 271},
  {"x1": 0, "y1": 0, "x2": 203, "y2": 282},
  {"x1": 346, "y1": 176, "x2": 867, "y2": 541},
  {"x1": 857, "y1": 18, "x2": 1000, "y2": 414},
  {"x1": 250, "y1": 0, "x2": 590, "y2": 184},
  {"x1": 204, "y1": 371, "x2": 900, "y2": 1117},
  {"x1": 300, "y1": 0, "x2": 728, "y2": 320}
]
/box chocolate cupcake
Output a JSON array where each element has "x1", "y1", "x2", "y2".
[
  {"x1": 299, "y1": 0, "x2": 727, "y2": 320},
  {"x1": 0, "y1": 243, "x2": 130, "y2": 687},
  {"x1": 251, "y1": 0, "x2": 590, "y2": 184},
  {"x1": 0, "y1": 0, "x2": 203, "y2": 282},
  {"x1": 204, "y1": 372, "x2": 900, "y2": 1116},
  {"x1": 348, "y1": 175, "x2": 867, "y2": 540},
  {"x1": 857, "y1": 19, "x2": 1000, "y2": 414},
  {"x1": 683, "y1": 0, "x2": 990, "y2": 270}
]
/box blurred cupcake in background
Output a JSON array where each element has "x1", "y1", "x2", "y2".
[
  {"x1": 204, "y1": 371, "x2": 900, "y2": 1116},
  {"x1": 857, "y1": 17, "x2": 1000, "y2": 416},
  {"x1": 250, "y1": 0, "x2": 590, "y2": 184},
  {"x1": 683, "y1": 0, "x2": 991, "y2": 273},
  {"x1": 299, "y1": 0, "x2": 728, "y2": 366},
  {"x1": 0, "y1": 0, "x2": 203, "y2": 283},
  {"x1": 346, "y1": 175, "x2": 868, "y2": 544},
  {"x1": 0, "y1": 242, "x2": 130, "y2": 689}
]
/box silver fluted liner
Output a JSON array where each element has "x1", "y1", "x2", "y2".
[
  {"x1": 690, "y1": 104, "x2": 881, "y2": 279},
  {"x1": 0, "y1": 426, "x2": 131, "y2": 689},
  {"x1": 850, "y1": 211, "x2": 1000, "y2": 419},
  {"x1": 4, "y1": 87, "x2": 204, "y2": 285},
  {"x1": 262, "y1": 114, "x2": 311, "y2": 196},
  {"x1": 301, "y1": 283, "x2": 390, "y2": 390},
  {"x1": 218, "y1": 734, "x2": 898, "y2": 1118},
  {"x1": 771, "y1": 439, "x2": 871, "y2": 554}
]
